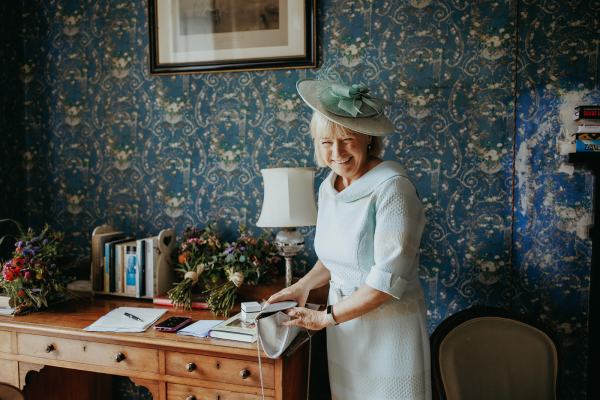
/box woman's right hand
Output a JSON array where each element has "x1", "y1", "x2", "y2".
[{"x1": 265, "y1": 283, "x2": 310, "y2": 307}]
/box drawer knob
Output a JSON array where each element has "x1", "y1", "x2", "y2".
[
  {"x1": 186, "y1": 362, "x2": 197, "y2": 372},
  {"x1": 114, "y1": 352, "x2": 126, "y2": 362},
  {"x1": 240, "y1": 368, "x2": 251, "y2": 379},
  {"x1": 185, "y1": 396, "x2": 196, "y2": 400},
  {"x1": 45, "y1": 344, "x2": 55, "y2": 353}
]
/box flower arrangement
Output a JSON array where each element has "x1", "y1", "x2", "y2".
[
  {"x1": 205, "y1": 227, "x2": 281, "y2": 316},
  {"x1": 0, "y1": 219, "x2": 74, "y2": 314},
  {"x1": 167, "y1": 225, "x2": 224, "y2": 310},
  {"x1": 168, "y1": 224, "x2": 281, "y2": 316}
]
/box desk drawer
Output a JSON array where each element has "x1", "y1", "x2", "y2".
[
  {"x1": 167, "y1": 383, "x2": 273, "y2": 400},
  {"x1": 165, "y1": 351, "x2": 273, "y2": 389},
  {"x1": 17, "y1": 333, "x2": 159, "y2": 373}
]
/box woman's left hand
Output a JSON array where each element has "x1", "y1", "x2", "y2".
[{"x1": 283, "y1": 307, "x2": 328, "y2": 330}]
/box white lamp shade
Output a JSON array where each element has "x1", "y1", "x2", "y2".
[{"x1": 256, "y1": 168, "x2": 317, "y2": 228}]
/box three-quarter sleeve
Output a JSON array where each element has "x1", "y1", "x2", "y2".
[{"x1": 365, "y1": 176, "x2": 426, "y2": 300}]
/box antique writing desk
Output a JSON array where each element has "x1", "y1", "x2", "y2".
[{"x1": 0, "y1": 297, "x2": 327, "y2": 400}]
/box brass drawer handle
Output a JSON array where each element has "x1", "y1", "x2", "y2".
[
  {"x1": 45, "y1": 344, "x2": 55, "y2": 353},
  {"x1": 114, "y1": 352, "x2": 126, "y2": 362},
  {"x1": 186, "y1": 362, "x2": 197, "y2": 372},
  {"x1": 240, "y1": 368, "x2": 251, "y2": 379},
  {"x1": 185, "y1": 395, "x2": 196, "y2": 400}
]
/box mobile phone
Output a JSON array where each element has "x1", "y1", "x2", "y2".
[{"x1": 154, "y1": 316, "x2": 193, "y2": 332}]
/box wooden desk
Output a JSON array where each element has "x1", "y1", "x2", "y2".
[{"x1": 0, "y1": 297, "x2": 327, "y2": 400}]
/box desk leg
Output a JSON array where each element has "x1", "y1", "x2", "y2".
[
  {"x1": 0, "y1": 359, "x2": 19, "y2": 387},
  {"x1": 18, "y1": 362, "x2": 43, "y2": 390}
]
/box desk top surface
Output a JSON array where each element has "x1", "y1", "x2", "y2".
[{"x1": 0, "y1": 296, "x2": 266, "y2": 358}]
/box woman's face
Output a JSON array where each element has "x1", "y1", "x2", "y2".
[{"x1": 317, "y1": 131, "x2": 372, "y2": 184}]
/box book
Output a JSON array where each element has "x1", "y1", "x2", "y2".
[
  {"x1": 577, "y1": 132, "x2": 600, "y2": 140},
  {"x1": 209, "y1": 312, "x2": 257, "y2": 343},
  {"x1": 152, "y1": 295, "x2": 209, "y2": 309},
  {"x1": 577, "y1": 125, "x2": 600, "y2": 133},
  {"x1": 104, "y1": 237, "x2": 134, "y2": 293},
  {"x1": 576, "y1": 140, "x2": 600, "y2": 152},
  {"x1": 177, "y1": 320, "x2": 224, "y2": 338},
  {"x1": 91, "y1": 230, "x2": 124, "y2": 292},
  {"x1": 135, "y1": 238, "x2": 146, "y2": 298},
  {"x1": 144, "y1": 236, "x2": 159, "y2": 298},
  {"x1": 574, "y1": 105, "x2": 600, "y2": 120},
  {"x1": 123, "y1": 244, "x2": 138, "y2": 296}
]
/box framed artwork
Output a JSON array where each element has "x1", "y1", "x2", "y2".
[{"x1": 148, "y1": 0, "x2": 317, "y2": 74}]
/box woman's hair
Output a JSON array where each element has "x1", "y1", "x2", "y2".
[{"x1": 309, "y1": 112, "x2": 383, "y2": 167}]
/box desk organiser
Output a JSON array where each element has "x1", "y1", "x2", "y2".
[{"x1": 90, "y1": 225, "x2": 175, "y2": 298}]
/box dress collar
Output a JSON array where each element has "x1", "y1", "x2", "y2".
[{"x1": 324, "y1": 160, "x2": 409, "y2": 202}]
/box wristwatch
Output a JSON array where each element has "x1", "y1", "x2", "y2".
[{"x1": 324, "y1": 304, "x2": 339, "y2": 327}]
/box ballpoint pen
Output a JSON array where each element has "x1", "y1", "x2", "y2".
[{"x1": 124, "y1": 312, "x2": 145, "y2": 322}]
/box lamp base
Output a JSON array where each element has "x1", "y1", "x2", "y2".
[{"x1": 275, "y1": 228, "x2": 304, "y2": 287}]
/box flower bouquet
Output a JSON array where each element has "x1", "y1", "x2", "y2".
[
  {"x1": 0, "y1": 219, "x2": 74, "y2": 314},
  {"x1": 167, "y1": 225, "x2": 223, "y2": 310},
  {"x1": 205, "y1": 226, "x2": 281, "y2": 316}
]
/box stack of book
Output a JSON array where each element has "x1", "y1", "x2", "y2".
[
  {"x1": 91, "y1": 226, "x2": 174, "y2": 299},
  {"x1": 574, "y1": 105, "x2": 600, "y2": 152}
]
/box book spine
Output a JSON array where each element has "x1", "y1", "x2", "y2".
[
  {"x1": 115, "y1": 244, "x2": 123, "y2": 293},
  {"x1": 145, "y1": 239, "x2": 155, "y2": 298},
  {"x1": 576, "y1": 140, "x2": 600, "y2": 152},
  {"x1": 574, "y1": 107, "x2": 600, "y2": 120},
  {"x1": 152, "y1": 297, "x2": 209, "y2": 309},
  {"x1": 104, "y1": 243, "x2": 111, "y2": 293},
  {"x1": 577, "y1": 132, "x2": 600, "y2": 140},
  {"x1": 124, "y1": 245, "x2": 137, "y2": 295},
  {"x1": 109, "y1": 243, "x2": 117, "y2": 293},
  {"x1": 136, "y1": 239, "x2": 146, "y2": 298}
]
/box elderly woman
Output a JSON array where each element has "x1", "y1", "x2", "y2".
[{"x1": 266, "y1": 79, "x2": 431, "y2": 400}]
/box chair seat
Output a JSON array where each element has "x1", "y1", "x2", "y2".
[
  {"x1": 0, "y1": 383, "x2": 24, "y2": 400},
  {"x1": 431, "y1": 307, "x2": 558, "y2": 400}
]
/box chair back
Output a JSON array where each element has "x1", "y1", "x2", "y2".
[
  {"x1": 431, "y1": 307, "x2": 558, "y2": 400},
  {"x1": 0, "y1": 383, "x2": 24, "y2": 400}
]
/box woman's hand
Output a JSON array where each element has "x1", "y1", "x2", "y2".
[
  {"x1": 265, "y1": 283, "x2": 310, "y2": 307},
  {"x1": 283, "y1": 307, "x2": 328, "y2": 331}
]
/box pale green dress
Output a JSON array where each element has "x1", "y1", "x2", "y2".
[{"x1": 314, "y1": 161, "x2": 431, "y2": 400}]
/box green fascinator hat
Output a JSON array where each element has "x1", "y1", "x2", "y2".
[{"x1": 296, "y1": 79, "x2": 395, "y2": 136}]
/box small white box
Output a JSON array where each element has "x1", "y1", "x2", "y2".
[
  {"x1": 241, "y1": 310, "x2": 259, "y2": 323},
  {"x1": 241, "y1": 301, "x2": 262, "y2": 313}
]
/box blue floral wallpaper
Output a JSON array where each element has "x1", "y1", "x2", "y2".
[{"x1": 1, "y1": 0, "x2": 598, "y2": 399}]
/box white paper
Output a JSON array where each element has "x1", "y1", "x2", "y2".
[
  {"x1": 177, "y1": 319, "x2": 224, "y2": 338},
  {"x1": 84, "y1": 307, "x2": 167, "y2": 333},
  {"x1": 0, "y1": 308, "x2": 14, "y2": 315}
]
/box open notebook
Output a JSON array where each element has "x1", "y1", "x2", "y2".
[{"x1": 84, "y1": 307, "x2": 167, "y2": 333}]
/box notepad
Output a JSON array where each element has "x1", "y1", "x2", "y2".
[
  {"x1": 177, "y1": 319, "x2": 224, "y2": 338},
  {"x1": 84, "y1": 307, "x2": 167, "y2": 333}
]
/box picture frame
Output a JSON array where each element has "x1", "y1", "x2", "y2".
[{"x1": 148, "y1": 0, "x2": 317, "y2": 74}]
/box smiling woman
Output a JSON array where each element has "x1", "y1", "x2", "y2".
[{"x1": 265, "y1": 79, "x2": 432, "y2": 400}]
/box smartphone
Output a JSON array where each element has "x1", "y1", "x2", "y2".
[{"x1": 154, "y1": 316, "x2": 193, "y2": 332}]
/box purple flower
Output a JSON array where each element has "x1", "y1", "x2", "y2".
[
  {"x1": 15, "y1": 241, "x2": 23, "y2": 248},
  {"x1": 22, "y1": 248, "x2": 35, "y2": 257},
  {"x1": 42, "y1": 239, "x2": 48, "y2": 245},
  {"x1": 225, "y1": 246, "x2": 234, "y2": 254}
]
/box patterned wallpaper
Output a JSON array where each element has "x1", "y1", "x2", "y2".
[{"x1": 1, "y1": 0, "x2": 598, "y2": 398}]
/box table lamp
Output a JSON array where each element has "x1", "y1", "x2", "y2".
[{"x1": 257, "y1": 168, "x2": 317, "y2": 287}]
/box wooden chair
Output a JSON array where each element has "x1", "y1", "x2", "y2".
[
  {"x1": 0, "y1": 383, "x2": 24, "y2": 400},
  {"x1": 430, "y1": 306, "x2": 558, "y2": 400}
]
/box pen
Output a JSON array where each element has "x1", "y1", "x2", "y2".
[{"x1": 124, "y1": 312, "x2": 145, "y2": 322}]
